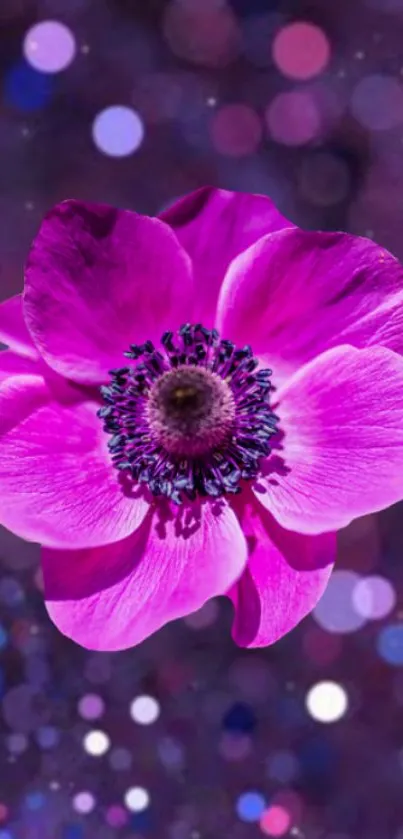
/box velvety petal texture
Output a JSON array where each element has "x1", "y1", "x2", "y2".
[
  {"x1": 254, "y1": 345, "x2": 403, "y2": 534},
  {"x1": 160, "y1": 186, "x2": 294, "y2": 327},
  {"x1": 228, "y1": 496, "x2": 336, "y2": 647},
  {"x1": 217, "y1": 228, "x2": 403, "y2": 384},
  {"x1": 42, "y1": 500, "x2": 247, "y2": 650},
  {"x1": 0, "y1": 294, "x2": 38, "y2": 359},
  {"x1": 0, "y1": 374, "x2": 148, "y2": 548},
  {"x1": 24, "y1": 200, "x2": 194, "y2": 385}
]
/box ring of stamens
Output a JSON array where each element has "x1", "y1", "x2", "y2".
[{"x1": 97, "y1": 323, "x2": 279, "y2": 505}]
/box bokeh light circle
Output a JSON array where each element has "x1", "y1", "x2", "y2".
[
  {"x1": 350, "y1": 74, "x2": 403, "y2": 130},
  {"x1": 83, "y1": 730, "x2": 110, "y2": 756},
  {"x1": 353, "y1": 576, "x2": 396, "y2": 620},
  {"x1": 78, "y1": 693, "x2": 105, "y2": 720},
  {"x1": 306, "y1": 681, "x2": 348, "y2": 723},
  {"x1": 272, "y1": 22, "x2": 330, "y2": 80},
  {"x1": 130, "y1": 695, "x2": 160, "y2": 725},
  {"x1": 23, "y1": 21, "x2": 76, "y2": 73},
  {"x1": 313, "y1": 571, "x2": 367, "y2": 633},
  {"x1": 92, "y1": 106, "x2": 145, "y2": 157},
  {"x1": 124, "y1": 786, "x2": 150, "y2": 812},
  {"x1": 73, "y1": 792, "x2": 96, "y2": 814},
  {"x1": 260, "y1": 805, "x2": 291, "y2": 836},
  {"x1": 211, "y1": 104, "x2": 262, "y2": 157},
  {"x1": 236, "y1": 791, "x2": 266, "y2": 822},
  {"x1": 266, "y1": 91, "x2": 320, "y2": 146},
  {"x1": 377, "y1": 624, "x2": 403, "y2": 665}
]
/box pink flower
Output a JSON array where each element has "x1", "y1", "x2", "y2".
[{"x1": 1, "y1": 187, "x2": 403, "y2": 651}]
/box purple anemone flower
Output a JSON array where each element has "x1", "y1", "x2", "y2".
[{"x1": 1, "y1": 187, "x2": 403, "y2": 651}]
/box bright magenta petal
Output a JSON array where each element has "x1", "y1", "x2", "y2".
[
  {"x1": 160, "y1": 186, "x2": 294, "y2": 327},
  {"x1": 217, "y1": 228, "x2": 403, "y2": 385},
  {"x1": 0, "y1": 349, "x2": 39, "y2": 382},
  {"x1": 0, "y1": 375, "x2": 148, "y2": 548},
  {"x1": 228, "y1": 497, "x2": 335, "y2": 646},
  {"x1": 0, "y1": 294, "x2": 38, "y2": 359},
  {"x1": 42, "y1": 500, "x2": 247, "y2": 651},
  {"x1": 24, "y1": 200, "x2": 194, "y2": 385},
  {"x1": 253, "y1": 345, "x2": 403, "y2": 534}
]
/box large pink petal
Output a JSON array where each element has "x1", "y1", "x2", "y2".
[
  {"x1": 228, "y1": 496, "x2": 335, "y2": 647},
  {"x1": 217, "y1": 228, "x2": 403, "y2": 386},
  {"x1": 0, "y1": 294, "x2": 38, "y2": 359},
  {"x1": 0, "y1": 375, "x2": 149, "y2": 548},
  {"x1": 24, "y1": 200, "x2": 194, "y2": 385},
  {"x1": 253, "y1": 345, "x2": 403, "y2": 534},
  {"x1": 42, "y1": 499, "x2": 247, "y2": 650},
  {"x1": 0, "y1": 349, "x2": 39, "y2": 383},
  {"x1": 160, "y1": 187, "x2": 294, "y2": 327}
]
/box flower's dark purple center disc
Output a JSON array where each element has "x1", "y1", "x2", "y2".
[
  {"x1": 98, "y1": 323, "x2": 278, "y2": 504},
  {"x1": 146, "y1": 365, "x2": 236, "y2": 457}
]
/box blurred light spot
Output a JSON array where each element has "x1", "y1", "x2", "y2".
[
  {"x1": 297, "y1": 151, "x2": 350, "y2": 206},
  {"x1": 125, "y1": 787, "x2": 150, "y2": 812},
  {"x1": 313, "y1": 570, "x2": 367, "y2": 633},
  {"x1": 73, "y1": 792, "x2": 95, "y2": 814},
  {"x1": 353, "y1": 576, "x2": 396, "y2": 620},
  {"x1": 351, "y1": 74, "x2": 403, "y2": 130},
  {"x1": 78, "y1": 693, "x2": 105, "y2": 720},
  {"x1": 24, "y1": 21, "x2": 76, "y2": 73},
  {"x1": 106, "y1": 805, "x2": 128, "y2": 827},
  {"x1": 158, "y1": 736, "x2": 185, "y2": 768},
  {"x1": 219, "y1": 732, "x2": 252, "y2": 761},
  {"x1": 185, "y1": 599, "x2": 219, "y2": 628},
  {"x1": 267, "y1": 750, "x2": 299, "y2": 784},
  {"x1": 0, "y1": 626, "x2": 7, "y2": 650},
  {"x1": 130, "y1": 695, "x2": 160, "y2": 725},
  {"x1": 377, "y1": 624, "x2": 403, "y2": 665},
  {"x1": 163, "y1": 0, "x2": 240, "y2": 68},
  {"x1": 223, "y1": 701, "x2": 256, "y2": 733},
  {"x1": 211, "y1": 104, "x2": 262, "y2": 157},
  {"x1": 261, "y1": 805, "x2": 291, "y2": 836},
  {"x1": 92, "y1": 106, "x2": 145, "y2": 157},
  {"x1": 273, "y1": 22, "x2": 330, "y2": 80},
  {"x1": 83, "y1": 729, "x2": 110, "y2": 756},
  {"x1": 7, "y1": 732, "x2": 28, "y2": 754},
  {"x1": 306, "y1": 681, "x2": 348, "y2": 723},
  {"x1": 266, "y1": 91, "x2": 320, "y2": 145},
  {"x1": 0, "y1": 577, "x2": 24, "y2": 606},
  {"x1": 36, "y1": 725, "x2": 59, "y2": 749},
  {"x1": 109, "y1": 747, "x2": 132, "y2": 770},
  {"x1": 303, "y1": 627, "x2": 343, "y2": 666},
  {"x1": 236, "y1": 791, "x2": 266, "y2": 822},
  {"x1": 25, "y1": 792, "x2": 46, "y2": 811}
]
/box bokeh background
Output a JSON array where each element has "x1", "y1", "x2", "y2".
[{"x1": 1, "y1": 1, "x2": 403, "y2": 837}]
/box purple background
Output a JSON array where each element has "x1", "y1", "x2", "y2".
[{"x1": 1, "y1": 1, "x2": 403, "y2": 838}]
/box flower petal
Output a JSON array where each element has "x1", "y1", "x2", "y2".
[
  {"x1": 0, "y1": 374, "x2": 149, "y2": 548},
  {"x1": 253, "y1": 345, "x2": 403, "y2": 534},
  {"x1": 0, "y1": 349, "x2": 39, "y2": 383},
  {"x1": 42, "y1": 499, "x2": 247, "y2": 650},
  {"x1": 0, "y1": 294, "x2": 38, "y2": 359},
  {"x1": 217, "y1": 228, "x2": 403, "y2": 385},
  {"x1": 228, "y1": 496, "x2": 335, "y2": 647},
  {"x1": 24, "y1": 200, "x2": 194, "y2": 385},
  {"x1": 160, "y1": 187, "x2": 294, "y2": 327}
]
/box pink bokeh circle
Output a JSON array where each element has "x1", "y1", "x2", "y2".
[{"x1": 273, "y1": 22, "x2": 330, "y2": 80}]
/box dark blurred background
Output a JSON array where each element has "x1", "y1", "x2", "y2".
[{"x1": 1, "y1": 1, "x2": 403, "y2": 838}]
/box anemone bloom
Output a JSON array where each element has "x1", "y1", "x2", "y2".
[{"x1": 1, "y1": 188, "x2": 403, "y2": 650}]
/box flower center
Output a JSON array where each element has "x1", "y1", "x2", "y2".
[
  {"x1": 98, "y1": 324, "x2": 279, "y2": 504},
  {"x1": 146, "y1": 365, "x2": 236, "y2": 456}
]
